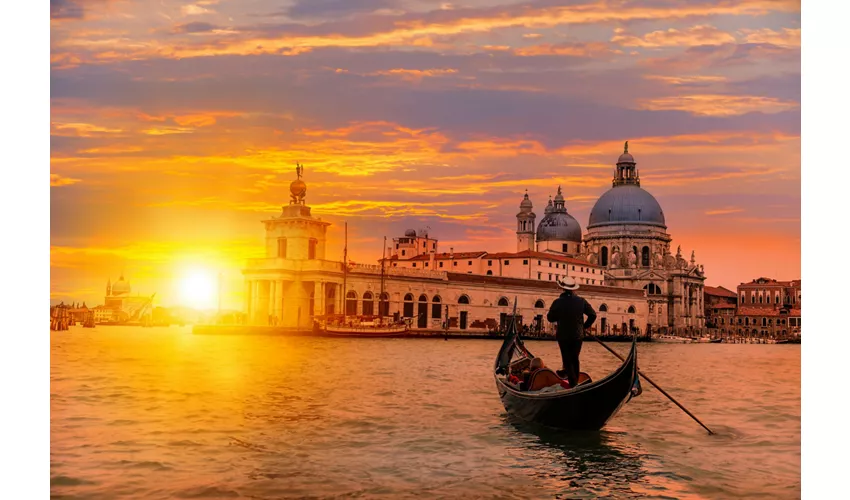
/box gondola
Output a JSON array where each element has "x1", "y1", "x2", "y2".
[{"x1": 494, "y1": 305, "x2": 641, "y2": 430}]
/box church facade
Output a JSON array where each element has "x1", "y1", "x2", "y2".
[{"x1": 242, "y1": 145, "x2": 706, "y2": 335}]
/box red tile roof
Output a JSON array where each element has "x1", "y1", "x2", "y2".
[
  {"x1": 736, "y1": 306, "x2": 801, "y2": 317},
  {"x1": 484, "y1": 250, "x2": 601, "y2": 268},
  {"x1": 704, "y1": 285, "x2": 738, "y2": 298},
  {"x1": 446, "y1": 272, "x2": 645, "y2": 297},
  {"x1": 386, "y1": 249, "x2": 600, "y2": 267},
  {"x1": 384, "y1": 251, "x2": 487, "y2": 262}
]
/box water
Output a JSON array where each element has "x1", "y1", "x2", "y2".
[{"x1": 51, "y1": 327, "x2": 800, "y2": 499}]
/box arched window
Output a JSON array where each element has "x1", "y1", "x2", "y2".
[
  {"x1": 486, "y1": 270, "x2": 493, "y2": 275},
  {"x1": 458, "y1": 295, "x2": 470, "y2": 305},
  {"x1": 432, "y1": 295, "x2": 442, "y2": 319},
  {"x1": 379, "y1": 292, "x2": 390, "y2": 316},
  {"x1": 403, "y1": 293, "x2": 414, "y2": 317},
  {"x1": 758, "y1": 295, "x2": 763, "y2": 304},
  {"x1": 346, "y1": 291, "x2": 358, "y2": 316},
  {"x1": 751, "y1": 294, "x2": 755, "y2": 303},
  {"x1": 641, "y1": 246, "x2": 650, "y2": 267},
  {"x1": 601, "y1": 246, "x2": 608, "y2": 266},
  {"x1": 599, "y1": 304, "x2": 608, "y2": 312},
  {"x1": 628, "y1": 305, "x2": 636, "y2": 314},
  {"x1": 534, "y1": 299, "x2": 545, "y2": 308},
  {"x1": 497, "y1": 297, "x2": 509, "y2": 307},
  {"x1": 362, "y1": 291, "x2": 374, "y2": 316}
]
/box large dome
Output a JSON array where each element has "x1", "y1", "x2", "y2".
[
  {"x1": 111, "y1": 276, "x2": 131, "y2": 295},
  {"x1": 588, "y1": 185, "x2": 666, "y2": 229},
  {"x1": 537, "y1": 211, "x2": 583, "y2": 242}
]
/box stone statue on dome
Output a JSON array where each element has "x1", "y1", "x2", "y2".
[
  {"x1": 627, "y1": 249, "x2": 637, "y2": 268},
  {"x1": 690, "y1": 250, "x2": 696, "y2": 265}
]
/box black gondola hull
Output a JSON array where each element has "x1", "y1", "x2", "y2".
[{"x1": 495, "y1": 341, "x2": 638, "y2": 430}]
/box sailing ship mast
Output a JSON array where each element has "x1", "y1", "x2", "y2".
[
  {"x1": 342, "y1": 222, "x2": 348, "y2": 321},
  {"x1": 379, "y1": 236, "x2": 386, "y2": 324}
]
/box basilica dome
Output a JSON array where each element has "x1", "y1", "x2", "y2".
[
  {"x1": 111, "y1": 276, "x2": 131, "y2": 296},
  {"x1": 588, "y1": 184, "x2": 666, "y2": 229}
]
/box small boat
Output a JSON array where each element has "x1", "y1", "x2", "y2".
[
  {"x1": 693, "y1": 336, "x2": 722, "y2": 344},
  {"x1": 494, "y1": 310, "x2": 641, "y2": 431},
  {"x1": 652, "y1": 334, "x2": 693, "y2": 344},
  {"x1": 323, "y1": 322, "x2": 408, "y2": 338}
]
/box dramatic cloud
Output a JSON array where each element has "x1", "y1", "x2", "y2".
[
  {"x1": 49, "y1": 0, "x2": 801, "y2": 305},
  {"x1": 611, "y1": 25, "x2": 736, "y2": 47}
]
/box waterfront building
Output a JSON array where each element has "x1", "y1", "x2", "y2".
[
  {"x1": 576, "y1": 143, "x2": 706, "y2": 334},
  {"x1": 733, "y1": 277, "x2": 801, "y2": 338},
  {"x1": 100, "y1": 275, "x2": 155, "y2": 323},
  {"x1": 242, "y1": 144, "x2": 706, "y2": 335},
  {"x1": 704, "y1": 286, "x2": 738, "y2": 336}
]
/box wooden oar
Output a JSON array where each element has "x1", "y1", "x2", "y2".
[{"x1": 588, "y1": 334, "x2": 715, "y2": 436}]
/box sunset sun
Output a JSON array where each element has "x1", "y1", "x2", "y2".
[{"x1": 178, "y1": 269, "x2": 217, "y2": 310}]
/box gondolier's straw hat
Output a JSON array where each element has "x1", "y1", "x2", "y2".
[{"x1": 556, "y1": 276, "x2": 579, "y2": 291}]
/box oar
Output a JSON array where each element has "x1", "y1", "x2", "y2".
[{"x1": 588, "y1": 334, "x2": 715, "y2": 436}]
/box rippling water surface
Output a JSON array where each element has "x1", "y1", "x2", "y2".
[{"x1": 51, "y1": 327, "x2": 800, "y2": 499}]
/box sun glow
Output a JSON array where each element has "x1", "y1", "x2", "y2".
[{"x1": 178, "y1": 268, "x2": 218, "y2": 309}]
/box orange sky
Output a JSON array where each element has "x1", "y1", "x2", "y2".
[{"x1": 50, "y1": 0, "x2": 800, "y2": 309}]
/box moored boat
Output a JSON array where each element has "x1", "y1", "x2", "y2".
[
  {"x1": 652, "y1": 334, "x2": 693, "y2": 344},
  {"x1": 494, "y1": 306, "x2": 641, "y2": 430},
  {"x1": 323, "y1": 323, "x2": 409, "y2": 337}
]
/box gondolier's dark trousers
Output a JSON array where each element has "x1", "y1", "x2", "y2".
[{"x1": 557, "y1": 336, "x2": 582, "y2": 387}]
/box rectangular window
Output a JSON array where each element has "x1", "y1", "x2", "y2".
[
  {"x1": 393, "y1": 263, "x2": 397, "y2": 267},
  {"x1": 562, "y1": 243, "x2": 569, "y2": 252},
  {"x1": 308, "y1": 238, "x2": 317, "y2": 260},
  {"x1": 537, "y1": 272, "x2": 542, "y2": 279},
  {"x1": 488, "y1": 260, "x2": 492, "y2": 266},
  {"x1": 548, "y1": 262, "x2": 552, "y2": 267},
  {"x1": 277, "y1": 238, "x2": 287, "y2": 258},
  {"x1": 504, "y1": 260, "x2": 509, "y2": 265},
  {"x1": 523, "y1": 260, "x2": 528, "y2": 265},
  {"x1": 468, "y1": 261, "x2": 472, "y2": 265},
  {"x1": 453, "y1": 262, "x2": 458, "y2": 266},
  {"x1": 424, "y1": 262, "x2": 429, "y2": 267},
  {"x1": 548, "y1": 274, "x2": 552, "y2": 280},
  {"x1": 572, "y1": 266, "x2": 575, "y2": 271},
  {"x1": 439, "y1": 262, "x2": 443, "y2": 268},
  {"x1": 537, "y1": 260, "x2": 541, "y2": 265},
  {"x1": 402, "y1": 250, "x2": 406, "y2": 256},
  {"x1": 412, "y1": 263, "x2": 417, "y2": 267}
]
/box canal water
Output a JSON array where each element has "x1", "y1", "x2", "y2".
[{"x1": 51, "y1": 327, "x2": 800, "y2": 499}]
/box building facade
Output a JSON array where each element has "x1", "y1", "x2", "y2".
[
  {"x1": 243, "y1": 144, "x2": 707, "y2": 335},
  {"x1": 704, "y1": 285, "x2": 738, "y2": 336},
  {"x1": 733, "y1": 277, "x2": 801, "y2": 338}
]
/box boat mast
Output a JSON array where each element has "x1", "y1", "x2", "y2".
[
  {"x1": 342, "y1": 222, "x2": 348, "y2": 321},
  {"x1": 380, "y1": 235, "x2": 386, "y2": 324}
]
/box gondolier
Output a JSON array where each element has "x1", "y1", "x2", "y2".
[{"x1": 547, "y1": 277, "x2": 597, "y2": 387}]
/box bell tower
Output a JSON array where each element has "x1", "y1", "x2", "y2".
[{"x1": 516, "y1": 190, "x2": 536, "y2": 251}]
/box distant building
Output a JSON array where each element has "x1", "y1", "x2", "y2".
[
  {"x1": 100, "y1": 275, "x2": 155, "y2": 323},
  {"x1": 733, "y1": 277, "x2": 801, "y2": 338},
  {"x1": 704, "y1": 286, "x2": 738, "y2": 335},
  {"x1": 242, "y1": 164, "x2": 649, "y2": 333}
]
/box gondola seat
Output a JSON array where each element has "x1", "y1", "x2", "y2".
[{"x1": 527, "y1": 368, "x2": 567, "y2": 391}]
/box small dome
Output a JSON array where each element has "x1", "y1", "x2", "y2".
[
  {"x1": 544, "y1": 198, "x2": 553, "y2": 215},
  {"x1": 536, "y1": 212, "x2": 583, "y2": 242},
  {"x1": 519, "y1": 192, "x2": 533, "y2": 211},
  {"x1": 290, "y1": 179, "x2": 306, "y2": 198},
  {"x1": 617, "y1": 152, "x2": 635, "y2": 164},
  {"x1": 404, "y1": 229, "x2": 417, "y2": 237}
]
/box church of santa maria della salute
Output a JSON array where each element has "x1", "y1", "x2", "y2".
[{"x1": 242, "y1": 144, "x2": 707, "y2": 336}]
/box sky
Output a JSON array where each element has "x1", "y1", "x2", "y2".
[{"x1": 50, "y1": 0, "x2": 801, "y2": 309}]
